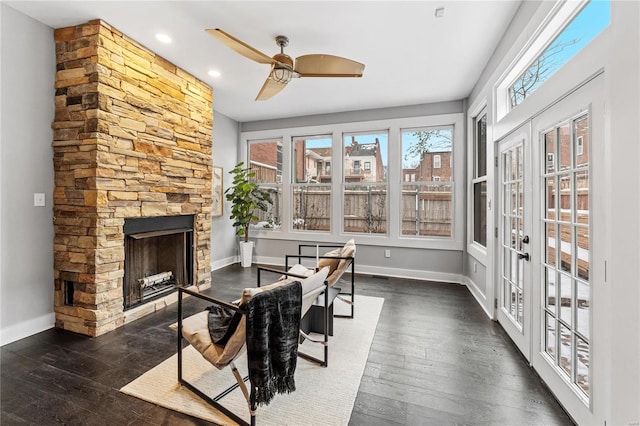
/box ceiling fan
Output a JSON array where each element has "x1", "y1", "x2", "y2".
[{"x1": 206, "y1": 28, "x2": 365, "y2": 101}]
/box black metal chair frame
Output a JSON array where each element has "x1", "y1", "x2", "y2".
[
  {"x1": 177, "y1": 287, "x2": 256, "y2": 426},
  {"x1": 285, "y1": 243, "x2": 355, "y2": 319},
  {"x1": 256, "y1": 266, "x2": 330, "y2": 367}
]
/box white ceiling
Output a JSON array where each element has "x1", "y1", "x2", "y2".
[{"x1": 6, "y1": 1, "x2": 521, "y2": 123}]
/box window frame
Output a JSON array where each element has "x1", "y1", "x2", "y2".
[
  {"x1": 467, "y1": 99, "x2": 489, "y2": 264},
  {"x1": 246, "y1": 138, "x2": 284, "y2": 232},
  {"x1": 240, "y1": 113, "x2": 464, "y2": 251}
]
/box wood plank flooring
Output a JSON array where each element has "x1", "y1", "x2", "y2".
[{"x1": 1, "y1": 264, "x2": 573, "y2": 425}]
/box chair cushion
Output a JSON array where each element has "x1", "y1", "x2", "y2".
[
  {"x1": 337, "y1": 239, "x2": 356, "y2": 272},
  {"x1": 317, "y1": 248, "x2": 341, "y2": 274},
  {"x1": 181, "y1": 311, "x2": 247, "y2": 368}
]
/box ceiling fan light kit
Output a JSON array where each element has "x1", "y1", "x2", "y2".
[{"x1": 206, "y1": 28, "x2": 365, "y2": 100}]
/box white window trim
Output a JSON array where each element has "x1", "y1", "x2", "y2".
[
  {"x1": 240, "y1": 113, "x2": 464, "y2": 251},
  {"x1": 433, "y1": 155, "x2": 442, "y2": 169},
  {"x1": 467, "y1": 100, "x2": 489, "y2": 263}
]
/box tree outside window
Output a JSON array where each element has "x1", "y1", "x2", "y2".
[{"x1": 401, "y1": 127, "x2": 453, "y2": 237}]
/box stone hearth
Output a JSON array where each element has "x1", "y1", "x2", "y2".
[{"x1": 52, "y1": 20, "x2": 213, "y2": 337}]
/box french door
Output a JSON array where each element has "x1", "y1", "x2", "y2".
[
  {"x1": 529, "y1": 74, "x2": 604, "y2": 425},
  {"x1": 496, "y1": 74, "x2": 604, "y2": 424},
  {"x1": 497, "y1": 126, "x2": 532, "y2": 360}
]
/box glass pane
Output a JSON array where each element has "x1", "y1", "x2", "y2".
[
  {"x1": 517, "y1": 289, "x2": 524, "y2": 325},
  {"x1": 577, "y1": 280, "x2": 590, "y2": 339},
  {"x1": 345, "y1": 184, "x2": 387, "y2": 234},
  {"x1": 292, "y1": 136, "x2": 332, "y2": 183},
  {"x1": 402, "y1": 184, "x2": 452, "y2": 237},
  {"x1": 559, "y1": 273, "x2": 573, "y2": 326},
  {"x1": 503, "y1": 152, "x2": 510, "y2": 181},
  {"x1": 559, "y1": 224, "x2": 573, "y2": 274},
  {"x1": 545, "y1": 130, "x2": 556, "y2": 173},
  {"x1": 508, "y1": 1, "x2": 610, "y2": 108},
  {"x1": 546, "y1": 268, "x2": 557, "y2": 311},
  {"x1": 510, "y1": 183, "x2": 518, "y2": 216},
  {"x1": 476, "y1": 115, "x2": 487, "y2": 177},
  {"x1": 559, "y1": 324, "x2": 572, "y2": 376},
  {"x1": 576, "y1": 336, "x2": 590, "y2": 396},
  {"x1": 503, "y1": 247, "x2": 511, "y2": 280},
  {"x1": 511, "y1": 217, "x2": 518, "y2": 249},
  {"x1": 545, "y1": 176, "x2": 556, "y2": 218},
  {"x1": 510, "y1": 284, "x2": 518, "y2": 317},
  {"x1": 546, "y1": 222, "x2": 556, "y2": 265},
  {"x1": 559, "y1": 173, "x2": 572, "y2": 211},
  {"x1": 344, "y1": 132, "x2": 388, "y2": 183},
  {"x1": 292, "y1": 184, "x2": 331, "y2": 231},
  {"x1": 546, "y1": 313, "x2": 557, "y2": 358},
  {"x1": 576, "y1": 170, "x2": 589, "y2": 223},
  {"x1": 252, "y1": 185, "x2": 281, "y2": 229},
  {"x1": 559, "y1": 123, "x2": 571, "y2": 171},
  {"x1": 517, "y1": 145, "x2": 523, "y2": 179},
  {"x1": 248, "y1": 139, "x2": 282, "y2": 184},
  {"x1": 577, "y1": 225, "x2": 589, "y2": 281},
  {"x1": 473, "y1": 181, "x2": 487, "y2": 246},
  {"x1": 401, "y1": 127, "x2": 452, "y2": 183},
  {"x1": 510, "y1": 251, "x2": 518, "y2": 283},
  {"x1": 574, "y1": 115, "x2": 589, "y2": 168}
]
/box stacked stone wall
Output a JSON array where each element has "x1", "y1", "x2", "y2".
[{"x1": 53, "y1": 20, "x2": 212, "y2": 336}]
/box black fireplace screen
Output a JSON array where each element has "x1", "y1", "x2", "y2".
[{"x1": 123, "y1": 216, "x2": 194, "y2": 310}]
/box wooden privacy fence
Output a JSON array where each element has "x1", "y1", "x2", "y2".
[
  {"x1": 401, "y1": 186, "x2": 452, "y2": 237},
  {"x1": 261, "y1": 185, "x2": 453, "y2": 236}
]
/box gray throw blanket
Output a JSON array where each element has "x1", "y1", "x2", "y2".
[{"x1": 245, "y1": 281, "x2": 302, "y2": 406}]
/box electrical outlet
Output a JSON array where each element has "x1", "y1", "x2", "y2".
[
  {"x1": 34, "y1": 193, "x2": 45, "y2": 207},
  {"x1": 384, "y1": 249, "x2": 391, "y2": 258}
]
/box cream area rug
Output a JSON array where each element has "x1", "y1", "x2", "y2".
[{"x1": 120, "y1": 295, "x2": 383, "y2": 425}]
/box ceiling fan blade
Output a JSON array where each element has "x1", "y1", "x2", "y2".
[
  {"x1": 294, "y1": 54, "x2": 364, "y2": 77},
  {"x1": 206, "y1": 28, "x2": 275, "y2": 65},
  {"x1": 255, "y1": 68, "x2": 288, "y2": 101}
]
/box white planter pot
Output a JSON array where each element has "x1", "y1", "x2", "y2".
[{"x1": 239, "y1": 241, "x2": 254, "y2": 267}]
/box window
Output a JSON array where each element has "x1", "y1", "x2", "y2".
[
  {"x1": 505, "y1": 1, "x2": 609, "y2": 111},
  {"x1": 364, "y1": 161, "x2": 371, "y2": 171},
  {"x1": 248, "y1": 139, "x2": 282, "y2": 230},
  {"x1": 401, "y1": 126, "x2": 453, "y2": 237},
  {"x1": 472, "y1": 112, "x2": 487, "y2": 247},
  {"x1": 292, "y1": 135, "x2": 332, "y2": 231},
  {"x1": 343, "y1": 132, "x2": 388, "y2": 234}
]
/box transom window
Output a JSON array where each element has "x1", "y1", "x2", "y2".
[{"x1": 498, "y1": 0, "x2": 609, "y2": 117}]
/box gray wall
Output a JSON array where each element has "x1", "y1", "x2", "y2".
[
  {"x1": 253, "y1": 239, "x2": 463, "y2": 284},
  {"x1": 1, "y1": 4, "x2": 56, "y2": 345},
  {"x1": 211, "y1": 110, "x2": 240, "y2": 269},
  {"x1": 241, "y1": 100, "x2": 464, "y2": 132}
]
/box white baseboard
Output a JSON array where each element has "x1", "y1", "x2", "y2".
[
  {"x1": 211, "y1": 256, "x2": 238, "y2": 271},
  {"x1": 254, "y1": 255, "x2": 463, "y2": 284},
  {"x1": 0, "y1": 313, "x2": 55, "y2": 346},
  {"x1": 463, "y1": 276, "x2": 493, "y2": 319}
]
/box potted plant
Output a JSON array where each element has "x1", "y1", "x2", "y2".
[{"x1": 224, "y1": 162, "x2": 272, "y2": 267}]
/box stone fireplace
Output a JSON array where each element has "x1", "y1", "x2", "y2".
[{"x1": 52, "y1": 20, "x2": 213, "y2": 337}]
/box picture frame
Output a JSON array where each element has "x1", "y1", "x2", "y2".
[{"x1": 212, "y1": 166, "x2": 224, "y2": 217}]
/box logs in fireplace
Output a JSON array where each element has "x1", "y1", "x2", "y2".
[{"x1": 123, "y1": 216, "x2": 194, "y2": 310}]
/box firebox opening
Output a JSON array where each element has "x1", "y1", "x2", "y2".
[{"x1": 123, "y1": 215, "x2": 194, "y2": 310}]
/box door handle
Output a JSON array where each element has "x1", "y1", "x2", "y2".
[{"x1": 517, "y1": 251, "x2": 530, "y2": 261}]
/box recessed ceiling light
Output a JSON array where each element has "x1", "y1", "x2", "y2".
[
  {"x1": 155, "y1": 33, "x2": 172, "y2": 43},
  {"x1": 435, "y1": 7, "x2": 445, "y2": 18},
  {"x1": 208, "y1": 70, "x2": 221, "y2": 78}
]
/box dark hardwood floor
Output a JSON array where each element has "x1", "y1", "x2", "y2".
[{"x1": 1, "y1": 264, "x2": 573, "y2": 425}]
